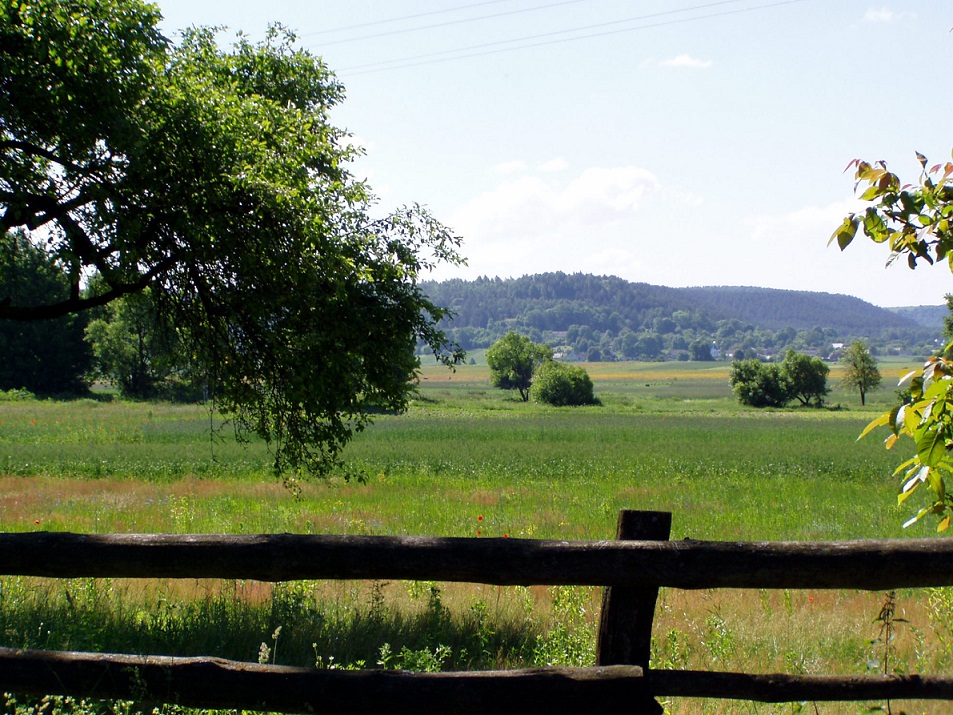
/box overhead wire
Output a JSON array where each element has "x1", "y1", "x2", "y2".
[
  {"x1": 329, "y1": 0, "x2": 806, "y2": 75},
  {"x1": 308, "y1": 0, "x2": 593, "y2": 48},
  {"x1": 297, "y1": 0, "x2": 509, "y2": 38}
]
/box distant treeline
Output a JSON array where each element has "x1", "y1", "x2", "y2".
[{"x1": 420, "y1": 273, "x2": 942, "y2": 362}]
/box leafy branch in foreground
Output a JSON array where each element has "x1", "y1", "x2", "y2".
[{"x1": 836, "y1": 151, "x2": 953, "y2": 529}]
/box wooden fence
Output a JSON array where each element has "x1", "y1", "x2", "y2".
[{"x1": 2, "y1": 510, "x2": 953, "y2": 713}]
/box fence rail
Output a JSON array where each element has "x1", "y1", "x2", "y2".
[
  {"x1": 2, "y1": 530, "x2": 953, "y2": 589},
  {"x1": 3, "y1": 510, "x2": 953, "y2": 712}
]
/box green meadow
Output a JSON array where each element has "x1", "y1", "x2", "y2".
[{"x1": 1, "y1": 359, "x2": 951, "y2": 714}]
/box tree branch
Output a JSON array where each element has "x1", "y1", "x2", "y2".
[
  {"x1": 0, "y1": 258, "x2": 172, "y2": 321},
  {"x1": 1, "y1": 139, "x2": 105, "y2": 175}
]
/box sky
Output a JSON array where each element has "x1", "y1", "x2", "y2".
[{"x1": 153, "y1": 0, "x2": 953, "y2": 308}]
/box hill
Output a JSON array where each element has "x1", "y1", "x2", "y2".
[
  {"x1": 421, "y1": 273, "x2": 940, "y2": 360},
  {"x1": 885, "y1": 304, "x2": 948, "y2": 330}
]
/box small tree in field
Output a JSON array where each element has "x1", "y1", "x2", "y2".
[
  {"x1": 840, "y1": 341, "x2": 881, "y2": 406},
  {"x1": 530, "y1": 360, "x2": 598, "y2": 406},
  {"x1": 781, "y1": 349, "x2": 830, "y2": 407},
  {"x1": 729, "y1": 359, "x2": 791, "y2": 407},
  {"x1": 486, "y1": 332, "x2": 552, "y2": 401},
  {"x1": 730, "y1": 351, "x2": 829, "y2": 408}
]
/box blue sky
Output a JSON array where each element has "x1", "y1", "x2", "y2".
[{"x1": 154, "y1": 1, "x2": 953, "y2": 307}]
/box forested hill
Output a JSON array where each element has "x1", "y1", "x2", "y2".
[
  {"x1": 420, "y1": 273, "x2": 939, "y2": 358},
  {"x1": 675, "y1": 285, "x2": 916, "y2": 332}
]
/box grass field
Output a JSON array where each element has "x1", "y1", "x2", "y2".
[{"x1": 1, "y1": 359, "x2": 951, "y2": 714}]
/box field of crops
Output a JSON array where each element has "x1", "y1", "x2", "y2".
[{"x1": 1, "y1": 360, "x2": 951, "y2": 714}]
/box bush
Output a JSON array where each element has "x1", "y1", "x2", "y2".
[
  {"x1": 729, "y1": 351, "x2": 830, "y2": 408},
  {"x1": 0, "y1": 388, "x2": 36, "y2": 402},
  {"x1": 530, "y1": 360, "x2": 598, "y2": 407},
  {"x1": 729, "y1": 359, "x2": 790, "y2": 407}
]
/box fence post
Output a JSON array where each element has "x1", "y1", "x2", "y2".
[{"x1": 596, "y1": 510, "x2": 672, "y2": 668}]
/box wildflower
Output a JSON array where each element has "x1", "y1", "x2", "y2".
[
  {"x1": 477, "y1": 515, "x2": 483, "y2": 521},
  {"x1": 476, "y1": 530, "x2": 481, "y2": 536},
  {"x1": 504, "y1": 534, "x2": 509, "y2": 538}
]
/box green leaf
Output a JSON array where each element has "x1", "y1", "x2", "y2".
[
  {"x1": 893, "y1": 455, "x2": 920, "y2": 477},
  {"x1": 858, "y1": 412, "x2": 889, "y2": 440},
  {"x1": 862, "y1": 208, "x2": 888, "y2": 240},
  {"x1": 916, "y1": 424, "x2": 948, "y2": 467},
  {"x1": 829, "y1": 217, "x2": 858, "y2": 249}
]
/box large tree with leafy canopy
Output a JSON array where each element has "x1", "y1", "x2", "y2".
[
  {"x1": 0, "y1": 0, "x2": 464, "y2": 478},
  {"x1": 836, "y1": 151, "x2": 953, "y2": 529}
]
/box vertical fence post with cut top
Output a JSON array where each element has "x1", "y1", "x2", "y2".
[{"x1": 596, "y1": 509, "x2": 672, "y2": 669}]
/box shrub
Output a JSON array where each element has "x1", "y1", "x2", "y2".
[
  {"x1": 729, "y1": 359, "x2": 791, "y2": 408},
  {"x1": 530, "y1": 360, "x2": 598, "y2": 407},
  {"x1": 729, "y1": 351, "x2": 831, "y2": 408}
]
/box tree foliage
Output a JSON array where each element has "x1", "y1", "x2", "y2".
[
  {"x1": 85, "y1": 288, "x2": 187, "y2": 399},
  {"x1": 729, "y1": 350, "x2": 829, "y2": 408},
  {"x1": 0, "y1": 231, "x2": 91, "y2": 394},
  {"x1": 530, "y1": 360, "x2": 597, "y2": 407},
  {"x1": 485, "y1": 332, "x2": 552, "y2": 402},
  {"x1": 838, "y1": 151, "x2": 953, "y2": 529},
  {"x1": 839, "y1": 341, "x2": 881, "y2": 406},
  {"x1": 729, "y1": 359, "x2": 791, "y2": 408},
  {"x1": 0, "y1": 0, "x2": 463, "y2": 477},
  {"x1": 781, "y1": 349, "x2": 830, "y2": 407}
]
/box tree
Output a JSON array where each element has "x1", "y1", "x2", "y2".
[
  {"x1": 729, "y1": 350, "x2": 828, "y2": 409},
  {"x1": 780, "y1": 349, "x2": 830, "y2": 407},
  {"x1": 85, "y1": 288, "x2": 186, "y2": 399},
  {"x1": 729, "y1": 359, "x2": 791, "y2": 408},
  {"x1": 836, "y1": 152, "x2": 953, "y2": 529},
  {"x1": 485, "y1": 332, "x2": 552, "y2": 401},
  {"x1": 0, "y1": 231, "x2": 92, "y2": 394},
  {"x1": 689, "y1": 339, "x2": 714, "y2": 361},
  {"x1": 0, "y1": 0, "x2": 463, "y2": 477},
  {"x1": 840, "y1": 341, "x2": 881, "y2": 406},
  {"x1": 530, "y1": 360, "x2": 597, "y2": 406}
]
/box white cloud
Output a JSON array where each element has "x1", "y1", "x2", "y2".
[
  {"x1": 536, "y1": 157, "x2": 569, "y2": 173},
  {"x1": 440, "y1": 166, "x2": 659, "y2": 282},
  {"x1": 863, "y1": 7, "x2": 895, "y2": 22},
  {"x1": 580, "y1": 247, "x2": 644, "y2": 277},
  {"x1": 451, "y1": 166, "x2": 657, "y2": 236},
  {"x1": 741, "y1": 199, "x2": 951, "y2": 307},
  {"x1": 659, "y1": 54, "x2": 713, "y2": 69},
  {"x1": 493, "y1": 160, "x2": 528, "y2": 174}
]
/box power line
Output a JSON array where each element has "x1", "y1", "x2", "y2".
[
  {"x1": 311, "y1": 0, "x2": 593, "y2": 48},
  {"x1": 297, "y1": 0, "x2": 510, "y2": 38},
  {"x1": 340, "y1": 0, "x2": 805, "y2": 75}
]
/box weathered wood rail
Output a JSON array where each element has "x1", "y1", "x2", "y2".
[
  {"x1": 3, "y1": 530, "x2": 953, "y2": 589},
  {"x1": 2, "y1": 510, "x2": 953, "y2": 712}
]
